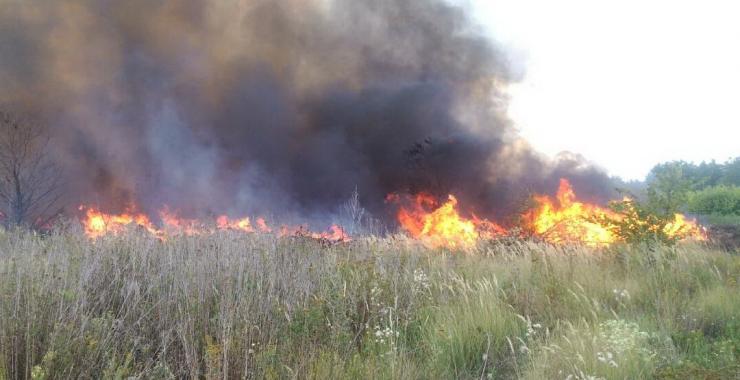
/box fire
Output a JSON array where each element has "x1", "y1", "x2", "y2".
[
  {"x1": 160, "y1": 208, "x2": 201, "y2": 235},
  {"x1": 215, "y1": 215, "x2": 271, "y2": 233},
  {"x1": 79, "y1": 179, "x2": 703, "y2": 248},
  {"x1": 523, "y1": 179, "x2": 618, "y2": 246},
  {"x1": 392, "y1": 193, "x2": 505, "y2": 249},
  {"x1": 79, "y1": 205, "x2": 349, "y2": 243},
  {"x1": 79, "y1": 205, "x2": 161, "y2": 239},
  {"x1": 391, "y1": 178, "x2": 705, "y2": 249},
  {"x1": 523, "y1": 179, "x2": 706, "y2": 245},
  {"x1": 282, "y1": 224, "x2": 351, "y2": 242},
  {"x1": 664, "y1": 213, "x2": 706, "y2": 241}
]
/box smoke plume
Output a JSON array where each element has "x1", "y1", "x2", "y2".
[{"x1": 0, "y1": 0, "x2": 614, "y2": 225}]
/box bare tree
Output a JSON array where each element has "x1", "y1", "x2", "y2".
[{"x1": 0, "y1": 110, "x2": 64, "y2": 229}]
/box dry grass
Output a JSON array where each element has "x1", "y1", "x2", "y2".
[{"x1": 0, "y1": 228, "x2": 737, "y2": 379}]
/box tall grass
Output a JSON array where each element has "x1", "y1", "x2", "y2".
[{"x1": 0, "y1": 228, "x2": 737, "y2": 379}]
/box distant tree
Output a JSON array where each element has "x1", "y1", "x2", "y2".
[
  {"x1": 645, "y1": 162, "x2": 692, "y2": 217},
  {"x1": 689, "y1": 160, "x2": 723, "y2": 188},
  {"x1": 0, "y1": 110, "x2": 64, "y2": 229},
  {"x1": 721, "y1": 157, "x2": 740, "y2": 187},
  {"x1": 647, "y1": 158, "x2": 740, "y2": 192}
]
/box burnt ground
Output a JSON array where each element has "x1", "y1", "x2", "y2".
[{"x1": 707, "y1": 225, "x2": 740, "y2": 253}]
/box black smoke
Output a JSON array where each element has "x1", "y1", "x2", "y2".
[{"x1": 0, "y1": 0, "x2": 614, "y2": 225}]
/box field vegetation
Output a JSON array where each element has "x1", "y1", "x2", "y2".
[
  {"x1": 0, "y1": 228, "x2": 737, "y2": 379},
  {"x1": 645, "y1": 159, "x2": 740, "y2": 228}
]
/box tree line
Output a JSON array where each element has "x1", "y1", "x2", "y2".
[{"x1": 646, "y1": 159, "x2": 740, "y2": 223}]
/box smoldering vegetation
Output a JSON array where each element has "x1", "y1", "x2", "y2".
[
  {"x1": 0, "y1": 230, "x2": 737, "y2": 379},
  {"x1": 0, "y1": 0, "x2": 614, "y2": 225}
]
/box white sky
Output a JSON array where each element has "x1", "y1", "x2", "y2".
[{"x1": 470, "y1": 0, "x2": 739, "y2": 180}]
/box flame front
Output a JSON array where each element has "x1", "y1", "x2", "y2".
[
  {"x1": 79, "y1": 206, "x2": 349, "y2": 242},
  {"x1": 391, "y1": 178, "x2": 705, "y2": 249},
  {"x1": 393, "y1": 193, "x2": 505, "y2": 249},
  {"x1": 80, "y1": 179, "x2": 703, "y2": 248}
]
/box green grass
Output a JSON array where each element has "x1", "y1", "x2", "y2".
[{"x1": 0, "y1": 228, "x2": 737, "y2": 379}]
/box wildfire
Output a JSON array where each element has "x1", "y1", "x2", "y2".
[
  {"x1": 663, "y1": 213, "x2": 706, "y2": 241},
  {"x1": 79, "y1": 205, "x2": 349, "y2": 243},
  {"x1": 390, "y1": 178, "x2": 705, "y2": 249},
  {"x1": 524, "y1": 179, "x2": 706, "y2": 246},
  {"x1": 80, "y1": 179, "x2": 703, "y2": 249},
  {"x1": 80, "y1": 206, "x2": 161, "y2": 239},
  {"x1": 391, "y1": 193, "x2": 506, "y2": 249},
  {"x1": 215, "y1": 215, "x2": 272, "y2": 233},
  {"x1": 281, "y1": 224, "x2": 352, "y2": 242},
  {"x1": 523, "y1": 179, "x2": 619, "y2": 246}
]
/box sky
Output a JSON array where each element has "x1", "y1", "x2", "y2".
[{"x1": 470, "y1": 0, "x2": 739, "y2": 180}]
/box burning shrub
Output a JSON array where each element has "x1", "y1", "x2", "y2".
[{"x1": 591, "y1": 198, "x2": 705, "y2": 247}]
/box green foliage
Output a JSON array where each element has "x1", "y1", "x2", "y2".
[
  {"x1": 593, "y1": 198, "x2": 684, "y2": 246},
  {"x1": 721, "y1": 157, "x2": 740, "y2": 187},
  {"x1": 647, "y1": 157, "x2": 740, "y2": 192},
  {"x1": 643, "y1": 159, "x2": 740, "y2": 228},
  {"x1": 688, "y1": 185, "x2": 740, "y2": 216},
  {"x1": 646, "y1": 162, "x2": 692, "y2": 216}
]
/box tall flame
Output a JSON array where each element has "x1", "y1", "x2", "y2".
[
  {"x1": 523, "y1": 179, "x2": 618, "y2": 246},
  {"x1": 390, "y1": 178, "x2": 705, "y2": 249},
  {"x1": 524, "y1": 179, "x2": 706, "y2": 245},
  {"x1": 392, "y1": 193, "x2": 506, "y2": 249}
]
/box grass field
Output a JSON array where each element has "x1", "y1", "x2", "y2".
[{"x1": 0, "y1": 229, "x2": 737, "y2": 379}]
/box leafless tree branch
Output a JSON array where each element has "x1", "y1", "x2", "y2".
[{"x1": 0, "y1": 109, "x2": 64, "y2": 229}]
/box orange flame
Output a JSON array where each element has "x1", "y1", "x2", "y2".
[
  {"x1": 523, "y1": 179, "x2": 618, "y2": 246},
  {"x1": 392, "y1": 193, "x2": 505, "y2": 249},
  {"x1": 79, "y1": 205, "x2": 161, "y2": 239},
  {"x1": 524, "y1": 179, "x2": 706, "y2": 245},
  {"x1": 307, "y1": 224, "x2": 352, "y2": 242},
  {"x1": 160, "y1": 208, "x2": 202, "y2": 235},
  {"x1": 391, "y1": 178, "x2": 705, "y2": 249},
  {"x1": 276, "y1": 224, "x2": 351, "y2": 242},
  {"x1": 664, "y1": 213, "x2": 706, "y2": 241},
  {"x1": 79, "y1": 205, "x2": 349, "y2": 242}
]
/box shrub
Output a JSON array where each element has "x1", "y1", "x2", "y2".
[
  {"x1": 688, "y1": 186, "x2": 740, "y2": 216},
  {"x1": 592, "y1": 198, "x2": 684, "y2": 246}
]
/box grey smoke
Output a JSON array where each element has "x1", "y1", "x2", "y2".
[{"x1": 0, "y1": 0, "x2": 614, "y2": 225}]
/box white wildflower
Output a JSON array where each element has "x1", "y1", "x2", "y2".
[{"x1": 412, "y1": 269, "x2": 431, "y2": 292}]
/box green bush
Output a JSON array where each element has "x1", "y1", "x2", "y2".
[
  {"x1": 592, "y1": 198, "x2": 686, "y2": 246},
  {"x1": 688, "y1": 186, "x2": 740, "y2": 216}
]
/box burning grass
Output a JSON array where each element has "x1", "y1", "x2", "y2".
[
  {"x1": 73, "y1": 178, "x2": 703, "y2": 253},
  {"x1": 78, "y1": 205, "x2": 350, "y2": 243},
  {"x1": 0, "y1": 229, "x2": 736, "y2": 379}
]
